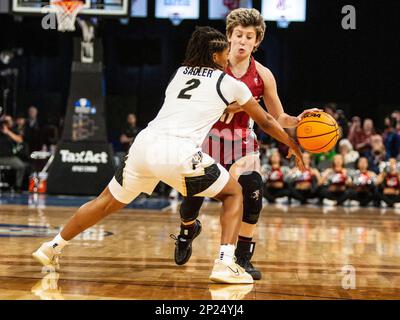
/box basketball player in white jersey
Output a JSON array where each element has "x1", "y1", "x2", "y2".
[{"x1": 32, "y1": 26, "x2": 304, "y2": 284}]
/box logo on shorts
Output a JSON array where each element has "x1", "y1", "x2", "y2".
[
  {"x1": 191, "y1": 151, "x2": 203, "y2": 170},
  {"x1": 251, "y1": 190, "x2": 261, "y2": 201}
]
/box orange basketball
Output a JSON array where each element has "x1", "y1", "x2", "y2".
[{"x1": 296, "y1": 111, "x2": 340, "y2": 154}]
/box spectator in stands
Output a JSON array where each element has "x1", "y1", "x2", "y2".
[
  {"x1": 0, "y1": 115, "x2": 26, "y2": 191},
  {"x1": 335, "y1": 109, "x2": 349, "y2": 139},
  {"x1": 355, "y1": 118, "x2": 376, "y2": 155},
  {"x1": 392, "y1": 110, "x2": 400, "y2": 121},
  {"x1": 322, "y1": 103, "x2": 349, "y2": 141},
  {"x1": 119, "y1": 113, "x2": 141, "y2": 154},
  {"x1": 26, "y1": 106, "x2": 42, "y2": 152},
  {"x1": 41, "y1": 119, "x2": 59, "y2": 154},
  {"x1": 383, "y1": 115, "x2": 400, "y2": 160},
  {"x1": 319, "y1": 154, "x2": 352, "y2": 206},
  {"x1": 391, "y1": 110, "x2": 400, "y2": 133},
  {"x1": 314, "y1": 149, "x2": 337, "y2": 171},
  {"x1": 347, "y1": 157, "x2": 378, "y2": 207},
  {"x1": 262, "y1": 150, "x2": 291, "y2": 204},
  {"x1": 348, "y1": 116, "x2": 371, "y2": 154},
  {"x1": 338, "y1": 139, "x2": 359, "y2": 167},
  {"x1": 15, "y1": 114, "x2": 27, "y2": 137},
  {"x1": 376, "y1": 158, "x2": 400, "y2": 207},
  {"x1": 364, "y1": 134, "x2": 386, "y2": 173},
  {"x1": 27, "y1": 106, "x2": 39, "y2": 128},
  {"x1": 13, "y1": 114, "x2": 30, "y2": 161},
  {"x1": 289, "y1": 152, "x2": 322, "y2": 204},
  {"x1": 324, "y1": 102, "x2": 337, "y2": 119}
]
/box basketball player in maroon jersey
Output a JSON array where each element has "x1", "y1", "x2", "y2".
[{"x1": 171, "y1": 8, "x2": 319, "y2": 280}]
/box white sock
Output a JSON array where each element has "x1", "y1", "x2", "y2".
[
  {"x1": 48, "y1": 233, "x2": 68, "y2": 252},
  {"x1": 219, "y1": 244, "x2": 236, "y2": 264}
]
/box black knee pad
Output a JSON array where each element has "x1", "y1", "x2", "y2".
[
  {"x1": 179, "y1": 196, "x2": 205, "y2": 222},
  {"x1": 238, "y1": 172, "x2": 263, "y2": 225}
]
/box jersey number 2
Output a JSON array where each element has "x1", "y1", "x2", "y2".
[{"x1": 178, "y1": 79, "x2": 201, "y2": 99}]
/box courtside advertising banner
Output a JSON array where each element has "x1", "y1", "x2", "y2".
[
  {"x1": 262, "y1": 0, "x2": 307, "y2": 21},
  {"x1": 208, "y1": 0, "x2": 253, "y2": 20},
  {"x1": 47, "y1": 142, "x2": 115, "y2": 195},
  {"x1": 155, "y1": 0, "x2": 199, "y2": 19},
  {"x1": 131, "y1": 0, "x2": 147, "y2": 17}
]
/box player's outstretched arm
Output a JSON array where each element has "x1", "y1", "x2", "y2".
[{"x1": 241, "y1": 96, "x2": 305, "y2": 171}]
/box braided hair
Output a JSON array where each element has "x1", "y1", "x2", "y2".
[{"x1": 183, "y1": 26, "x2": 229, "y2": 70}]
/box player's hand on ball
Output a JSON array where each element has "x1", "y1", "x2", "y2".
[
  {"x1": 297, "y1": 108, "x2": 323, "y2": 121},
  {"x1": 287, "y1": 143, "x2": 306, "y2": 171}
]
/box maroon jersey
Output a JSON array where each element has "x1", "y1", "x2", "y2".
[
  {"x1": 267, "y1": 168, "x2": 284, "y2": 183},
  {"x1": 295, "y1": 169, "x2": 313, "y2": 184},
  {"x1": 329, "y1": 170, "x2": 347, "y2": 186},
  {"x1": 202, "y1": 56, "x2": 264, "y2": 167},
  {"x1": 354, "y1": 172, "x2": 372, "y2": 186},
  {"x1": 384, "y1": 173, "x2": 400, "y2": 189},
  {"x1": 353, "y1": 171, "x2": 374, "y2": 191}
]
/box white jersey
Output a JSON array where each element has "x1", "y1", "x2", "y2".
[
  {"x1": 109, "y1": 66, "x2": 252, "y2": 203},
  {"x1": 146, "y1": 66, "x2": 252, "y2": 147}
]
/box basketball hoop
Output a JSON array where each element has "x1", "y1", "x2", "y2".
[{"x1": 51, "y1": 0, "x2": 84, "y2": 32}]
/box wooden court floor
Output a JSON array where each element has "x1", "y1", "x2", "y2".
[{"x1": 0, "y1": 201, "x2": 400, "y2": 300}]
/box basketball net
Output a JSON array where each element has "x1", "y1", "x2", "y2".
[{"x1": 52, "y1": 0, "x2": 84, "y2": 32}]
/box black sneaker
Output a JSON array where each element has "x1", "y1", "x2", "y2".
[
  {"x1": 170, "y1": 219, "x2": 202, "y2": 265},
  {"x1": 235, "y1": 240, "x2": 262, "y2": 280}
]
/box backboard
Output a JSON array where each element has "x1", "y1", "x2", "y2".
[{"x1": 11, "y1": 0, "x2": 131, "y2": 17}]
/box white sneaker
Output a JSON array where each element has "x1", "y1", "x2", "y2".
[
  {"x1": 32, "y1": 242, "x2": 62, "y2": 270},
  {"x1": 350, "y1": 200, "x2": 360, "y2": 207},
  {"x1": 209, "y1": 259, "x2": 254, "y2": 284},
  {"x1": 323, "y1": 199, "x2": 337, "y2": 206},
  {"x1": 275, "y1": 196, "x2": 288, "y2": 205}
]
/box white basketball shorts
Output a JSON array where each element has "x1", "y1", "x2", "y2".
[{"x1": 108, "y1": 131, "x2": 230, "y2": 204}]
